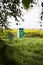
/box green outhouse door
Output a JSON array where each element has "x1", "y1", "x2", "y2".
[{"x1": 17, "y1": 28, "x2": 24, "y2": 38}]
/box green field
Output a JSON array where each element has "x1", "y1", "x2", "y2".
[
  {"x1": 0, "y1": 36, "x2": 43, "y2": 65},
  {"x1": 0, "y1": 29, "x2": 43, "y2": 65}
]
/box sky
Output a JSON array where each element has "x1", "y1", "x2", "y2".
[{"x1": 7, "y1": 0, "x2": 43, "y2": 29}]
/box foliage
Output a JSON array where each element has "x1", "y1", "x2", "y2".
[
  {"x1": 0, "y1": 0, "x2": 33, "y2": 30},
  {"x1": 24, "y1": 32, "x2": 43, "y2": 37},
  {"x1": 0, "y1": 0, "x2": 21, "y2": 30},
  {"x1": 22, "y1": 0, "x2": 33, "y2": 9}
]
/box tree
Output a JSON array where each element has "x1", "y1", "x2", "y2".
[
  {"x1": 39, "y1": 2, "x2": 43, "y2": 29},
  {"x1": 0, "y1": 0, "x2": 20, "y2": 30},
  {"x1": 22, "y1": 0, "x2": 33, "y2": 9},
  {"x1": 0, "y1": 0, "x2": 33, "y2": 30}
]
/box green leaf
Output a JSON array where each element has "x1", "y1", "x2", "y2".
[{"x1": 22, "y1": 0, "x2": 33, "y2": 9}]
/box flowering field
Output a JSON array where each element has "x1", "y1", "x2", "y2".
[
  {"x1": 24, "y1": 29, "x2": 43, "y2": 34},
  {"x1": 0, "y1": 29, "x2": 43, "y2": 39}
]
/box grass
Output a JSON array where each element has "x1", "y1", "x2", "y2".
[
  {"x1": 12, "y1": 37, "x2": 43, "y2": 65},
  {"x1": 1, "y1": 37, "x2": 43, "y2": 65},
  {"x1": 0, "y1": 30, "x2": 43, "y2": 65}
]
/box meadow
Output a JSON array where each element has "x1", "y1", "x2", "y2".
[{"x1": 0, "y1": 29, "x2": 43, "y2": 65}]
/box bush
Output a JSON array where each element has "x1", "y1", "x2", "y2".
[{"x1": 24, "y1": 32, "x2": 43, "y2": 37}]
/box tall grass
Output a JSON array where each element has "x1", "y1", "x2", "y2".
[{"x1": 0, "y1": 37, "x2": 43, "y2": 65}]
